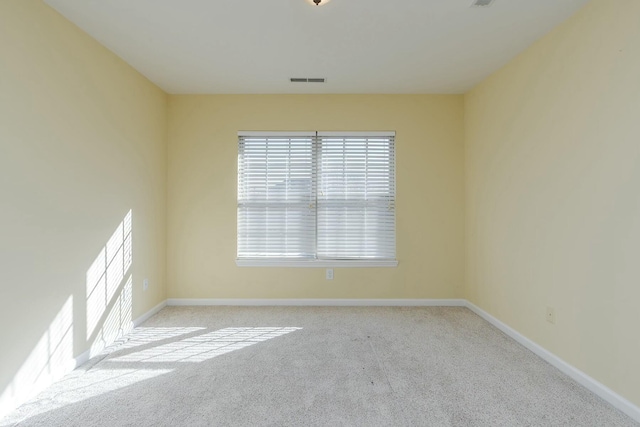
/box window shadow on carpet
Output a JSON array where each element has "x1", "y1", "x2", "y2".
[{"x1": 2, "y1": 325, "x2": 302, "y2": 426}]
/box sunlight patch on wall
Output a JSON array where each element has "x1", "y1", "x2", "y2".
[
  {"x1": 86, "y1": 210, "x2": 132, "y2": 340},
  {"x1": 89, "y1": 276, "x2": 133, "y2": 357},
  {"x1": 110, "y1": 327, "x2": 302, "y2": 363},
  {"x1": 0, "y1": 296, "x2": 74, "y2": 419}
]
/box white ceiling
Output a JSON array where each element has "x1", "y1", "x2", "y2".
[{"x1": 44, "y1": 0, "x2": 589, "y2": 94}]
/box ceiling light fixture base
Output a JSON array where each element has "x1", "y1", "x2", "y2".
[{"x1": 307, "y1": 0, "x2": 331, "y2": 6}]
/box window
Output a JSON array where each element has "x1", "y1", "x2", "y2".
[{"x1": 237, "y1": 131, "x2": 396, "y2": 267}]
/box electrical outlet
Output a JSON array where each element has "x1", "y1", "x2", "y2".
[
  {"x1": 143, "y1": 278, "x2": 149, "y2": 291},
  {"x1": 546, "y1": 307, "x2": 555, "y2": 324},
  {"x1": 326, "y1": 269, "x2": 334, "y2": 280}
]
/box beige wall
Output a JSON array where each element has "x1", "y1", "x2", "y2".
[
  {"x1": 3, "y1": 0, "x2": 638, "y2": 417},
  {"x1": 0, "y1": 0, "x2": 167, "y2": 415},
  {"x1": 167, "y1": 95, "x2": 465, "y2": 299},
  {"x1": 465, "y1": 0, "x2": 640, "y2": 407}
]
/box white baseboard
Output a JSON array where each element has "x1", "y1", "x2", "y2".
[
  {"x1": 74, "y1": 349, "x2": 91, "y2": 368},
  {"x1": 166, "y1": 298, "x2": 467, "y2": 307},
  {"x1": 121, "y1": 297, "x2": 640, "y2": 421},
  {"x1": 4, "y1": 298, "x2": 636, "y2": 424},
  {"x1": 1, "y1": 347, "x2": 94, "y2": 419},
  {"x1": 133, "y1": 300, "x2": 168, "y2": 327},
  {"x1": 465, "y1": 301, "x2": 640, "y2": 423},
  {"x1": 72, "y1": 300, "x2": 167, "y2": 370}
]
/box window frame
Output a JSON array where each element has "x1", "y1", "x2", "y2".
[{"x1": 236, "y1": 131, "x2": 398, "y2": 268}]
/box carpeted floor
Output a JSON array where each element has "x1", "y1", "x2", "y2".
[{"x1": 2, "y1": 307, "x2": 637, "y2": 427}]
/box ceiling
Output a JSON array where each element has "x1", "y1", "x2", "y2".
[{"x1": 43, "y1": 0, "x2": 589, "y2": 94}]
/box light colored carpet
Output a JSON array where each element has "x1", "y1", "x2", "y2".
[{"x1": 2, "y1": 307, "x2": 637, "y2": 427}]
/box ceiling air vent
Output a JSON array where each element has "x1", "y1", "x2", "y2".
[
  {"x1": 290, "y1": 78, "x2": 326, "y2": 83},
  {"x1": 471, "y1": 0, "x2": 494, "y2": 7}
]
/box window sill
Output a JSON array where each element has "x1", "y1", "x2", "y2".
[{"x1": 235, "y1": 259, "x2": 398, "y2": 268}]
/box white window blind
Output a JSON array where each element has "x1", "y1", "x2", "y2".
[
  {"x1": 317, "y1": 132, "x2": 396, "y2": 260},
  {"x1": 237, "y1": 133, "x2": 316, "y2": 259},
  {"x1": 237, "y1": 131, "x2": 396, "y2": 264}
]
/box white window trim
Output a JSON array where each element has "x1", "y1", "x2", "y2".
[
  {"x1": 238, "y1": 131, "x2": 316, "y2": 137},
  {"x1": 316, "y1": 131, "x2": 396, "y2": 137},
  {"x1": 238, "y1": 131, "x2": 395, "y2": 137},
  {"x1": 235, "y1": 259, "x2": 398, "y2": 268},
  {"x1": 237, "y1": 130, "x2": 397, "y2": 268}
]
